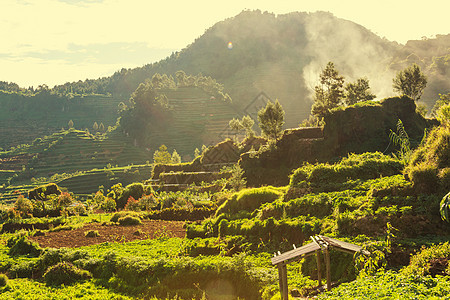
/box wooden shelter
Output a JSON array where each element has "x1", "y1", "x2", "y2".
[{"x1": 271, "y1": 235, "x2": 369, "y2": 299}]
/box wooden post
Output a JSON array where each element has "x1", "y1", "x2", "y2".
[
  {"x1": 277, "y1": 263, "x2": 289, "y2": 300},
  {"x1": 316, "y1": 249, "x2": 322, "y2": 287},
  {"x1": 325, "y1": 247, "x2": 331, "y2": 291}
]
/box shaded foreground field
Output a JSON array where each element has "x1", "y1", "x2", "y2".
[{"x1": 30, "y1": 220, "x2": 185, "y2": 248}]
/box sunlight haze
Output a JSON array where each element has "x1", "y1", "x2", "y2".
[{"x1": 1, "y1": 0, "x2": 449, "y2": 87}]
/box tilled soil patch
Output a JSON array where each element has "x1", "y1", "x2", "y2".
[{"x1": 30, "y1": 220, "x2": 186, "y2": 248}]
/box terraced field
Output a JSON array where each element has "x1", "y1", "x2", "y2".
[
  {"x1": 0, "y1": 129, "x2": 154, "y2": 202},
  {"x1": 148, "y1": 88, "x2": 238, "y2": 158},
  {"x1": 0, "y1": 93, "x2": 126, "y2": 149}
]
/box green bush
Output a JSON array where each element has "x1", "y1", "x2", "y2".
[
  {"x1": 118, "y1": 215, "x2": 142, "y2": 226},
  {"x1": 216, "y1": 186, "x2": 283, "y2": 215},
  {"x1": 85, "y1": 230, "x2": 100, "y2": 238},
  {"x1": 110, "y1": 211, "x2": 140, "y2": 222},
  {"x1": 406, "y1": 124, "x2": 450, "y2": 192},
  {"x1": 28, "y1": 183, "x2": 62, "y2": 200},
  {"x1": 290, "y1": 152, "x2": 403, "y2": 188},
  {"x1": 43, "y1": 262, "x2": 92, "y2": 286},
  {"x1": 101, "y1": 197, "x2": 116, "y2": 212},
  {"x1": 117, "y1": 183, "x2": 145, "y2": 209},
  {"x1": 0, "y1": 274, "x2": 8, "y2": 287},
  {"x1": 402, "y1": 242, "x2": 450, "y2": 276},
  {"x1": 407, "y1": 162, "x2": 439, "y2": 193},
  {"x1": 14, "y1": 195, "x2": 33, "y2": 218},
  {"x1": 7, "y1": 235, "x2": 42, "y2": 257}
]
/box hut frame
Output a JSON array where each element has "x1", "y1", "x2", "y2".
[{"x1": 271, "y1": 235, "x2": 369, "y2": 300}]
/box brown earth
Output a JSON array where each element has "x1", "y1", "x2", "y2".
[{"x1": 30, "y1": 220, "x2": 186, "y2": 248}]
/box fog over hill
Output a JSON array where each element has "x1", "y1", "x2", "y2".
[
  {"x1": 1, "y1": 10, "x2": 449, "y2": 150},
  {"x1": 77, "y1": 10, "x2": 446, "y2": 126}
]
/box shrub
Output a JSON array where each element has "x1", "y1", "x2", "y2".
[
  {"x1": 402, "y1": 242, "x2": 450, "y2": 276},
  {"x1": 124, "y1": 196, "x2": 140, "y2": 211},
  {"x1": 43, "y1": 262, "x2": 92, "y2": 286},
  {"x1": 407, "y1": 162, "x2": 439, "y2": 193},
  {"x1": 140, "y1": 194, "x2": 158, "y2": 210},
  {"x1": 69, "y1": 203, "x2": 87, "y2": 216},
  {"x1": 28, "y1": 183, "x2": 62, "y2": 200},
  {"x1": 7, "y1": 235, "x2": 42, "y2": 257},
  {"x1": 117, "y1": 183, "x2": 145, "y2": 209},
  {"x1": 0, "y1": 274, "x2": 8, "y2": 287},
  {"x1": 9, "y1": 260, "x2": 36, "y2": 278},
  {"x1": 13, "y1": 195, "x2": 33, "y2": 218},
  {"x1": 118, "y1": 215, "x2": 142, "y2": 226},
  {"x1": 290, "y1": 152, "x2": 403, "y2": 188},
  {"x1": 93, "y1": 190, "x2": 105, "y2": 206},
  {"x1": 110, "y1": 211, "x2": 141, "y2": 223},
  {"x1": 101, "y1": 197, "x2": 116, "y2": 212},
  {"x1": 216, "y1": 186, "x2": 283, "y2": 216},
  {"x1": 85, "y1": 230, "x2": 100, "y2": 238},
  {"x1": 406, "y1": 124, "x2": 450, "y2": 192}
]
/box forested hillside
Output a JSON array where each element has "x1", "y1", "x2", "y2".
[{"x1": 1, "y1": 10, "x2": 449, "y2": 153}]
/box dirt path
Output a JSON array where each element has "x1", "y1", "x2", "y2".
[{"x1": 30, "y1": 220, "x2": 186, "y2": 248}]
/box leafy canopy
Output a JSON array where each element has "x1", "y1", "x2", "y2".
[
  {"x1": 257, "y1": 99, "x2": 285, "y2": 140},
  {"x1": 311, "y1": 62, "x2": 345, "y2": 120},
  {"x1": 344, "y1": 77, "x2": 376, "y2": 105},
  {"x1": 392, "y1": 63, "x2": 427, "y2": 101}
]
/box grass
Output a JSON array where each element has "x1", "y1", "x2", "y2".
[{"x1": 0, "y1": 278, "x2": 134, "y2": 300}]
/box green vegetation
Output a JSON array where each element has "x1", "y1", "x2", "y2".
[
  {"x1": 0, "y1": 11, "x2": 449, "y2": 299},
  {"x1": 257, "y1": 100, "x2": 285, "y2": 140},
  {"x1": 393, "y1": 63, "x2": 428, "y2": 101}
]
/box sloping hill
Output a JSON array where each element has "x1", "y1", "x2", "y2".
[
  {"x1": 0, "y1": 129, "x2": 153, "y2": 185},
  {"x1": 102, "y1": 10, "x2": 401, "y2": 126},
  {"x1": 143, "y1": 87, "x2": 237, "y2": 159},
  {"x1": 0, "y1": 92, "x2": 125, "y2": 149}
]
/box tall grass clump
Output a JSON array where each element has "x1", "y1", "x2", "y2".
[
  {"x1": 216, "y1": 186, "x2": 283, "y2": 215},
  {"x1": 405, "y1": 124, "x2": 450, "y2": 193},
  {"x1": 290, "y1": 152, "x2": 403, "y2": 188}
]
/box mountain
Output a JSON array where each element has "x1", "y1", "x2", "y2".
[
  {"x1": 1, "y1": 10, "x2": 449, "y2": 152},
  {"x1": 102, "y1": 10, "x2": 402, "y2": 126}
]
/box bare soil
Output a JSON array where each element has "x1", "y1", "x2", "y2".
[{"x1": 30, "y1": 220, "x2": 186, "y2": 248}]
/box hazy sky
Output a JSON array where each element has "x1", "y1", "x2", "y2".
[{"x1": 2, "y1": 0, "x2": 449, "y2": 87}]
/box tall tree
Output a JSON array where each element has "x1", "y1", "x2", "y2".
[
  {"x1": 229, "y1": 115, "x2": 255, "y2": 140},
  {"x1": 344, "y1": 77, "x2": 376, "y2": 105},
  {"x1": 393, "y1": 63, "x2": 427, "y2": 101},
  {"x1": 171, "y1": 150, "x2": 181, "y2": 164},
  {"x1": 257, "y1": 100, "x2": 285, "y2": 140},
  {"x1": 241, "y1": 115, "x2": 255, "y2": 138},
  {"x1": 311, "y1": 62, "x2": 345, "y2": 120},
  {"x1": 153, "y1": 145, "x2": 172, "y2": 164}
]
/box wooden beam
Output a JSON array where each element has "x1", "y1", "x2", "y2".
[
  {"x1": 316, "y1": 249, "x2": 322, "y2": 287},
  {"x1": 325, "y1": 247, "x2": 331, "y2": 291},
  {"x1": 277, "y1": 263, "x2": 289, "y2": 300}
]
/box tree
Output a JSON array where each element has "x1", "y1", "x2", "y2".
[
  {"x1": 68, "y1": 120, "x2": 74, "y2": 129},
  {"x1": 194, "y1": 148, "x2": 200, "y2": 158},
  {"x1": 229, "y1": 118, "x2": 244, "y2": 141},
  {"x1": 241, "y1": 115, "x2": 255, "y2": 138},
  {"x1": 257, "y1": 99, "x2": 285, "y2": 139},
  {"x1": 229, "y1": 115, "x2": 255, "y2": 141},
  {"x1": 99, "y1": 122, "x2": 105, "y2": 132},
  {"x1": 344, "y1": 77, "x2": 376, "y2": 105},
  {"x1": 311, "y1": 62, "x2": 345, "y2": 120},
  {"x1": 93, "y1": 122, "x2": 99, "y2": 131},
  {"x1": 171, "y1": 150, "x2": 181, "y2": 164},
  {"x1": 153, "y1": 145, "x2": 172, "y2": 164},
  {"x1": 393, "y1": 63, "x2": 427, "y2": 101}
]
